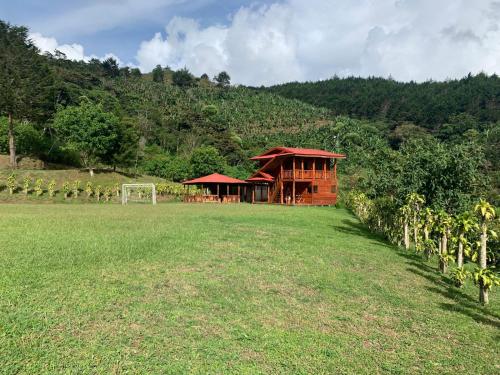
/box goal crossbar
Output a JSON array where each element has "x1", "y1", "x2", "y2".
[{"x1": 121, "y1": 183, "x2": 157, "y2": 205}]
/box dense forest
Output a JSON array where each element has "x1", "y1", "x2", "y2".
[{"x1": 0, "y1": 20, "x2": 499, "y2": 211}]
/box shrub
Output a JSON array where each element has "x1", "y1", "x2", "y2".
[
  {"x1": 62, "y1": 181, "x2": 70, "y2": 199},
  {"x1": 34, "y1": 179, "x2": 44, "y2": 196},
  {"x1": 85, "y1": 182, "x2": 93, "y2": 197},
  {"x1": 73, "y1": 180, "x2": 81, "y2": 198},
  {"x1": 22, "y1": 176, "x2": 31, "y2": 195},
  {"x1": 6, "y1": 173, "x2": 16, "y2": 195},
  {"x1": 95, "y1": 185, "x2": 102, "y2": 201},
  {"x1": 48, "y1": 180, "x2": 56, "y2": 197},
  {"x1": 113, "y1": 182, "x2": 120, "y2": 197},
  {"x1": 103, "y1": 187, "x2": 112, "y2": 202},
  {"x1": 450, "y1": 266, "x2": 470, "y2": 288}
]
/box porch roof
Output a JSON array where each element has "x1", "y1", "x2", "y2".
[
  {"x1": 183, "y1": 173, "x2": 247, "y2": 185},
  {"x1": 250, "y1": 146, "x2": 346, "y2": 160}
]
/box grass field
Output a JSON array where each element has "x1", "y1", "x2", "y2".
[{"x1": 0, "y1": 204, "x2": 498, "y2": 374}]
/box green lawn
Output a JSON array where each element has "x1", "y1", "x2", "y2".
[{"x1": 0, "y1": 204, "x2": 498, "y2": 374}]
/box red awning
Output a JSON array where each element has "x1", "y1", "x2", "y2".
[{"x1": 183, "y1": 173, "x2": 247, "y2": 185}]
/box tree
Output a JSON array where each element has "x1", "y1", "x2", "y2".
[
  {"x1": 407, "y1": 193, "x2": 425, "y2": 251},
  {"x1": 474, "y1": 199, "x2": 496, "y2": 304},
  {"x1": 172, "y1": 68, "x2": 195, "y2": 88},
  {"x1": 436, "y1": 210, "x2": 453, "y2": 273},
  {"x1": 101, "y1": 57, "x2": 120, "y2": 78},
  {"x1": 52, "y1": 100, "x2": 120, "y2": 176},
  {"x1": 214, "y1": 71, "x2": 231, "y2": 88},
  {"x1": 152, "y1": 64, "x2": 164, "y2": 83},
  {"x1": 454, "y1": 212, "x2": 478, "y2": 268},
  {"x1": 0, "y1": 21, "x2": 55, "y2": 167},
  {"x1": 130, "y1": 68, "x2": 142, "y2": 78},
  {"x1": 190, "y1": 146, "x2": 226, "y2": 178}
]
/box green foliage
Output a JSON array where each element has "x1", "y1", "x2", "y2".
[
  {"x1": 450, "y1": 266, "x2": 471, "y2": 288},
  {"x1": 48, "y1": 179, "x2": 56, "y2": 197},
  {"x1": 172, "y1": 68, "x2": 195, "y2": 87},
  {"x1": 72, "y1": 180, "x2": 81, "y2": 198},
  {"x1": 52, "y1": 100, "x2": 120, "y2": 173},
  {"x1": 85, "y1": 181, "x2": 93, "y2": 197},
  {"x1": 22, "y1": 175, "x2": 31, "y2": 194},
  {"x1": 152, "y1": 65, "x2": 164, "y2": 83},
  {"x1": 103, "y1": 187, "x2": 112, "y2": 202},
  {"x1": 62, "y1": 181, "x2": 70, "y2": 199},
  {"x1": 190, "y1": 146, "x2": 226, "y2": 178},
  {"x1": 34, "y1": 178, "x2": 43, "y2": 196},
  {"x1": 6, "y1": 173, "x2": 16, "y2": 194},
  {"x1": 95, "y1": 185, "x2": 102, "y2": 201},
  {"x1": 472, "y1": 268, "x2": 500, "y2": 291}
]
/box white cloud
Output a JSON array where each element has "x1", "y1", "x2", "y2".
[
  {"x1": 29, "y1": 32, "x2": 130, "y2": 67},
  {"x1": 135, "y1": 0, "x2": 500, "y2": 85}
]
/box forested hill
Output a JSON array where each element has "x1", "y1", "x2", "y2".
[
  {"x1": 1, "y1": 20, "x2": 499, "y2": 210},
  {"x1": 265, "y1": 74, "x2": 500, "y2": 127}
]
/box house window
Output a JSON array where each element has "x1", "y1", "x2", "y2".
[
  {"x1": 313, "y1": 185, "x2": 318, "y2": 193},
  {"x1": 331, "y1": 186, "x2": 336, "y2": 193}
]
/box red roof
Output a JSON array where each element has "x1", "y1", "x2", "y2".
[
  {"x1": 246, "y1": 171, "x2": 274, "y2": 182},
  {"x1": 251, "y1": 147, "x2": 346, "y2": 160},
  {"x1": 183, "y1": 173, "x2": 247, "y2": 185}
]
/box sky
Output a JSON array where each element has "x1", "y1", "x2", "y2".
[{"x1": 1, "y1": 0, "x2": 499, "y2": 86}]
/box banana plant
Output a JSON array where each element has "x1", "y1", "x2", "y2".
[
  {"x1": 450, "y1": 266, "x2": 471, "y2": 288},
  {"x1": 407, "y1": 193, "x2": 425, "y2": 251},
  {"x1": 34, "y1": 178, "x2": 43, "y2": 196},
  {"x1": 474, "y1": 199, "x2": 497, "y2": 304},
  {"x1": 48, "y1": 180, "x2": 56, "y2": 197},
  {"x1": 454, "y1": 211, "x2": 478, "y2": 268},
  {"x1": 62, "y1": 181, "x2": 70, "y2": 199},
  {"x1": 103, "y1": 187, "x2": 112, "y2": 202},
  {"x1": 113, "y1": 182, "x2": 120, "y2": 197},
  {"x1": 6, "y1": 173, "x2": 16, "y2": 195},
  {"x1": 72, "y1": 180, "x2": 81, "y2": 198},
  {"x1": 421, "y1": 207, "x2": 436, "y2": 260},
  {"x1": 22, "y1": 175, "x2": 31, "y2": 195},
  {"x1": 85, "y1": 181, "x2": 93, "y2": 197}
]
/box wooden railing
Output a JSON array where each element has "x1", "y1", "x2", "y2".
[
  {"x1": 282, "y1": 170, "x2": 332, "y2": 180},
  {"x1": 222, "y1": 195, "x2": 240, "y2": 203},
  {"x1": 184, "y1": 194, "x2": 220, "y2": 203}
]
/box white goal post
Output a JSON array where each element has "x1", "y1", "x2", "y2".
[{"x1": 121, "y1": 183, "x2": 157, "y2": 205}]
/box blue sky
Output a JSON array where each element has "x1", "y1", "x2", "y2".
[{"x1": 1, "y1": 1, "x2": 499, "y2": 85}]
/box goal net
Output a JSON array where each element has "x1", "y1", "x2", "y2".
[{"x1": 121, "y1": 183, "x2": 157, "y2": 205}]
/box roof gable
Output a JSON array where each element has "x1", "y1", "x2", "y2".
[
  {"x1": 183, "y1": 173, "x2": 247, "y2": 185},
  {"x1": 251, "y1": 146, "x2": 346, "y2": 160}
]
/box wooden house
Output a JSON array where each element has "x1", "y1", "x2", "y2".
[
  {"x1": 183, "y1": 173, "x2": 247, "y2": 203},
  {"x1": 246, "y1": 147, "x2": 346, "y2": 205}
]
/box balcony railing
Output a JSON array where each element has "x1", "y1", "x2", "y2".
[
  {"x1": 282, "y1": 170, "x2": 332, "y2": 180},
  {"x1": 184, "y1": 194, "x2": 241, "y2": 203}
]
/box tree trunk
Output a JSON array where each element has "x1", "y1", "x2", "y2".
[
  {"x1": 404, "y1": 222, "x2": 409, "y2": 250},
  {"x1": 457, "y1": 238, "x2": 464, "y2": 268},
  {"x1": 423, "y1": 228, "x2": 430, "y2": 260},
  {"x1": 8, "y1": 113, "x2": 17, "y2": 168},
  {"x1": 479, "y1": 227, "x2": 488, "y2": 304},
  {"x1": 413, "y1": 214, "x2": 418, "y2": 250},
  {"x1": 439, "y1": 234, "x2": 447, "y2": 272}
]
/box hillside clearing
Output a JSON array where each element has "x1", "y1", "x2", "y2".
[{"x1": 0, "y1": 204, "x2": 498, "y2": 374}]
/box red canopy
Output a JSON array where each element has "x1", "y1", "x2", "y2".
[{"x1": 183, "y1": 173, "x2": 247, "y2": 185}]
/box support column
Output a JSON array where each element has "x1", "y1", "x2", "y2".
[
  {"x1": 280, "y1": 163, "x2": 284, "y2": 204},
  {"x1": 252, "y1": 186, "x2": 255, "y2": 203},
  {"x1": 292, "y1": 156, "x2": 296, "y2": 205},
  {"x1": 267, "y1": 184, "x2": 270, "y2": 203},
  {"x1": 312, "y1": 158, "x2": 316, "y2": 205},
  {"x1": 323, "y1": 159, "x2": 326, "y2": 179},
  {"x1": 237, "y1": 185, "x2": 241, "y2": 202}
]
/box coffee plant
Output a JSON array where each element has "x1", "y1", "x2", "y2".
[
  {"x1": 6, "y1": 174, "x2": 16, "y2": 195},
  {"x1": 73, "y1": 180, "x2": 81, "y2": 198},
  {"x1": 34, "y1": 179, "x2": 44, "y2": 196},
  {"x1": 62, "y1": 181, "x2": 70, "y2": 199},
  {"x1": 48, "y1": 180, "x2": 56, "y2": 197},
  {"x1": 22, "y1": 176, "x2": 31, "y2": 195}
]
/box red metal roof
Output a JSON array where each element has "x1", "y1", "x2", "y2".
[
  {"x1": 251, "y1": 147, "x2": 346, "y2": 160},
  {"x1": 183, "y1": 173, "x2": 247, "y2": 185}
]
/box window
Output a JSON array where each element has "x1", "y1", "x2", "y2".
[
  {"x1": 313, "y1": 185, "x2": 318, "y2": 193},
  {"x1": 331, "y1": 186, "x2": 337, "y2": 193}
]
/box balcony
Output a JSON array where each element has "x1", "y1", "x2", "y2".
[{"x1": 282, "y1": 170, "x2": 332, "y2": 180}]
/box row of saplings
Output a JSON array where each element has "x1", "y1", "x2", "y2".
[
  {"x1": 346, "y1": 191, "x2": 499, "y2": 305},
  {"x1": 3, "y1": 174, "x2": 189, "y2": 201}
]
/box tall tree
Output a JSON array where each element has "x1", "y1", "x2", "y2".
[
  {"x1": 101, "y1": 57, "x2": 120, "y2": 78},
  {"x1": 214, "y1": 71, "x2": 231, "y2": 88},
  {"x1": 474, "y1": 200, "x2": 496, "y2": 304},
  {"x1": 0, "y1": 20, "x2": 54, "y2": 167},
  {"x1": 152, "y1": 64, "x2": 164, "y2": 83},
  {"x1": 52, "y1": 100, "x2": 120, "y2": 176}
]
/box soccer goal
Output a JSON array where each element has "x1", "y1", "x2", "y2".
[{"x1": 121, "y1": 183, "x2": 157, "y2": 205}]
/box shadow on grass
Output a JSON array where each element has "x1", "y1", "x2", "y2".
[
  {"x1": 331, "y1": 218, "x2": 387, "y2": 246},
  {"x1": 338, "y1": 215, "x2": 500, "y2": 328}
]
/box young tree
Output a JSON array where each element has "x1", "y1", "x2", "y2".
[
  {"x1": 214, "y1": 71, "x2": 231, "y2": 88},
  {"x1": 0, "y1": 21, "x2": 54, "y2": 167},
  {"x1": 454, "y1": 211, "x2": 478, "y2": 268},
  {"x1": 172, "y1": 68, "x2": 195, "y2": 88},
  {"x1": 152, "y1": 64, "x2": 164, "y2": 83},
  {"x1": 101, "y1": 57, "x2": 120, "y2": 78},
  {"x1": 474, "y1": 199, "x2": 496, "y2": 304},
  {"x1": 407, "y1": 193, "x2": 425, "y2": 250},
  {"x1": 52, "y1": 100, "x2": 120, "y2": 176},
  {"x1": 436, "y1": 211, "x2": 453, "y2": 273}
]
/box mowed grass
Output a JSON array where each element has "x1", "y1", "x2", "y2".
[{"x1": 0, "y1": 204, "x2": 498, "y2": 374}]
